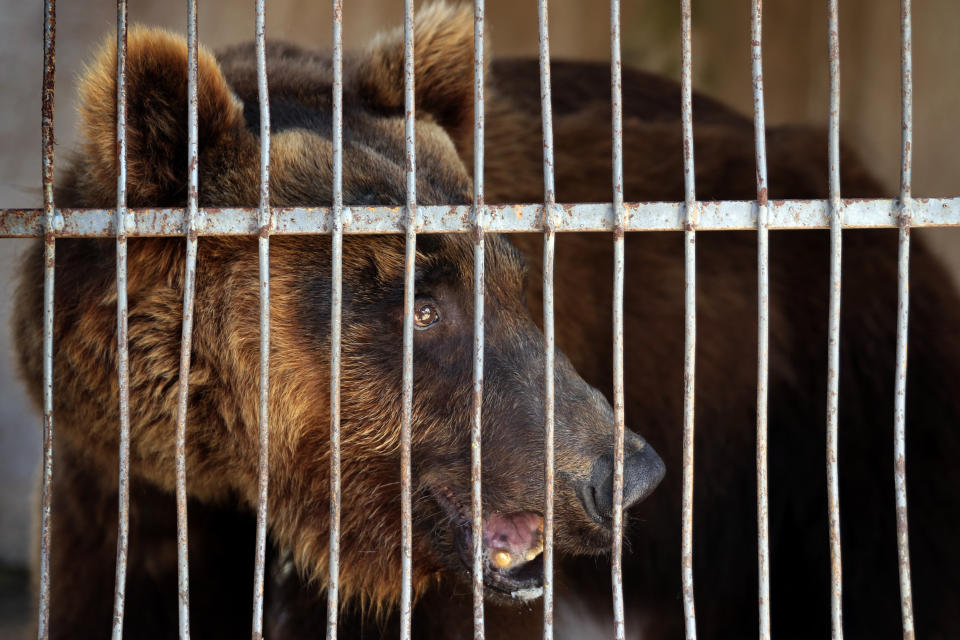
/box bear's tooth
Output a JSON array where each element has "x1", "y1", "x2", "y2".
[
  {"x1": 492, "y1": 549, "x2": 513, "y2": 569},
  {"x1": 524, "y1": 538, "x2": 544, "y2": 562}
]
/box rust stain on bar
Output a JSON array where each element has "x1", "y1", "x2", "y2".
[
  {"x1": 610, "y1": 0, "x2": 626, "y2": 638},
  {"x1": 399, "y1": 225, "x2": 416, "y2": 640},
  {"x1": 327, "y1": 1, "x2": 344, "y2": 639},
  {"x1": 472, "y1": 2, "x2": 486, "y2": 637},
  {"x1": 6, "y1": 199, "x2": 960, "y2": 237},
  {"x1": 38, "y1": 1, "x2": 57, "y2": 638},
  {"x1": 825, "y1": 1, "x2": 844, "y2": 638},
  {"x1": 750, "y1": 2, "x2": 771, "y2": 639},
  {"x1": 111, "y1": 1, "x2": 132, "y2": 638},
  {"x1": 679, "y1": 2, "x2": 698, "y2": 639},
  {"x1": 1, "y1": 197, "x2": 959, "y2": 234},
  {"x1": 893, "y1": 221, "x2": 914, "y2": 640},
  {"x1": 251, "y1": 0, "x2": 272, "y2": 637},
  {"x1": 470, "y1": 264, "x2": 485, "y2": 640},
  {"x1": 895, "y1": 1, "x2": 916, "y2": 637}
]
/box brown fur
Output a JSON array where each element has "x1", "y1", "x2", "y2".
[
  {"x1": 14, "y1": 3, "x2": 960, "y2": 638},
  {"x1": 15, "y1": 5, "x2": 663, "y2": 638},
  {"x1": 482, "y1": 52, "x2": 960, "y2": 640}
]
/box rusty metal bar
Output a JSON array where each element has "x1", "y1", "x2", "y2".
[
  {"x1": 750, "y1": 2, "x2": 771, "y2": 639},
  {"x1": 174, "y1": 0, "x2": 200, "y2": 638},
  {"x1": 825, "y1": 1, "x2": 844, "y2": 637},
  {"x1": 326, "y1": 1, "x2": 344, "y2": 639},
  {"x1": 536, "y1": 0, "x2": 556, "y2": 637},
  {"x1": 610, "y1": 1, "x2": 626, "y2": 638},
  {"x1": 679, "y1": 2, "x2": 698, "y2": 639},
  {"x1": 400, "y1": 0, "x2": 416, "y2": 637},
  {"x1": 111, "y1": 1, "x2": 132, "y2": 638},
  {"x1": 6, "y1": 199, "x2": 960, "y2": 236},
  {"x1": 893, "y1": 195, "x2": 914, "y2": 640},
  {"x1": 37, "y1": 1, "x2": 57, "y2": 638},
  {"x1": 894, "y1": 1, "x2": 916, "y2": 637},
  {"x1": 251, "y1": 0, "x2": 272, "y2": 636},
  {"x1": 471, "y1": 1, "x2": 486, "y2": 637}
]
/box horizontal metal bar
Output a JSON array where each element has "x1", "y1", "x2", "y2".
[
  {"x1": 4, "y1": 198, "x2": 960, "y2": 237},
  {"x1": 0, "y1": 198, "x2": 953, "y2": 236}
]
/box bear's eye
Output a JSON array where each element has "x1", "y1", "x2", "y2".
[{"x1": 413, "y1": 303, "x2": 440, "y2": 329}]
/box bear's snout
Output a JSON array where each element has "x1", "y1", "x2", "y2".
[{"x1": 575, "y1": 434, "x2": 666, "y2": 525}]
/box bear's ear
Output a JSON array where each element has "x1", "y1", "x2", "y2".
[
  {"x1": 355, "y1": 2, "x2": 484, "y2": 153},
  {"x1": 77, "y1": 26, "x2": 246, "y2": 206}
]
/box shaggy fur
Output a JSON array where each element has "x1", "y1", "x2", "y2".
[
  {"x1": 14, "y1": 2, "x2": 960, "y2": 639},
  {"x1": 15, "y1": 5, "x2": 662, "y2": 638}
]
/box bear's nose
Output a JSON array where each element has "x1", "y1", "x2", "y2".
[{"x1": 576, "y1": 436, "x2": 666, "y2": 525}]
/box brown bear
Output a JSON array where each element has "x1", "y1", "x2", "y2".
[
  {"x1": 14, "y1": 2, "x2": 960, "y2": 639},
  {"x1": 14, "y1": 4, "x2": 668, "y2": 639},
  {"x1": 264, "y1": 9, "x2": 960, "y2": 636}
]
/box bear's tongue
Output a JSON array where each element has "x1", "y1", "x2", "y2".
[{"x1": 482, "y1": 511, "x2": 544, "y2": 571}]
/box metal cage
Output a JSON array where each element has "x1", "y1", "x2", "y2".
[{"x1": 2, "y1": 0, "x2": 944, "y2": 638}]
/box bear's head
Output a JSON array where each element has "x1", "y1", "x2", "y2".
[{"x1": 51, "y1": 3, "x2": 664, "y2": 606}]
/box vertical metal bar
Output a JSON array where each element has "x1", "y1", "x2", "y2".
[
  {"x1": 471, "y1": 1, "x2": 486, "y2": 637},
  {"x1": 37, "y1": 2, "x2": 57, "y2": 637},
  {"x1": 175, "y1": 1, "x2": 200, "y2": 638},
  {"x1": 399, "y1": 0, "x2": 416, "y2": 637},
  {"x1": 894, "y1": 1, "x2": 915, "y2": 637},
  {"x1": 679, "y1": 2, "x2": 698, "y2": 639},
  {"x1": 251, "y1": 0, "x2": 271, "y2": 636},
  {"x1": 609, "y1": 1, "x2": 626, "y2": 639},
  {"x1": 110, "y1": 1, "x2": 131, "y2": 638},
  {"x1": 825, "y1": 2, "x2": 844, "y2": 638},
  {"x1": 750, "y1": 2, "x2": 771, "y2": 639},
  {"x1": 326, "y1": 1, "x2": 344, "y2": 638},
  {"x1": 536, "y1": 1, "x2": 556, "y2": 638}
]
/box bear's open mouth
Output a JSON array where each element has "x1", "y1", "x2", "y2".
[{"x1": 432, "y1": 485, "x2": 545, "y2": 601}]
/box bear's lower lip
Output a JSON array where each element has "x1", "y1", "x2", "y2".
[{"x1": 431, "y1": 485, "x2": 545, "y2": 600}]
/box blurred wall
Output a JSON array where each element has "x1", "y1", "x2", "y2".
[{"x1": 1, "y1": 0, "x2": 958, "y2": 571}]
